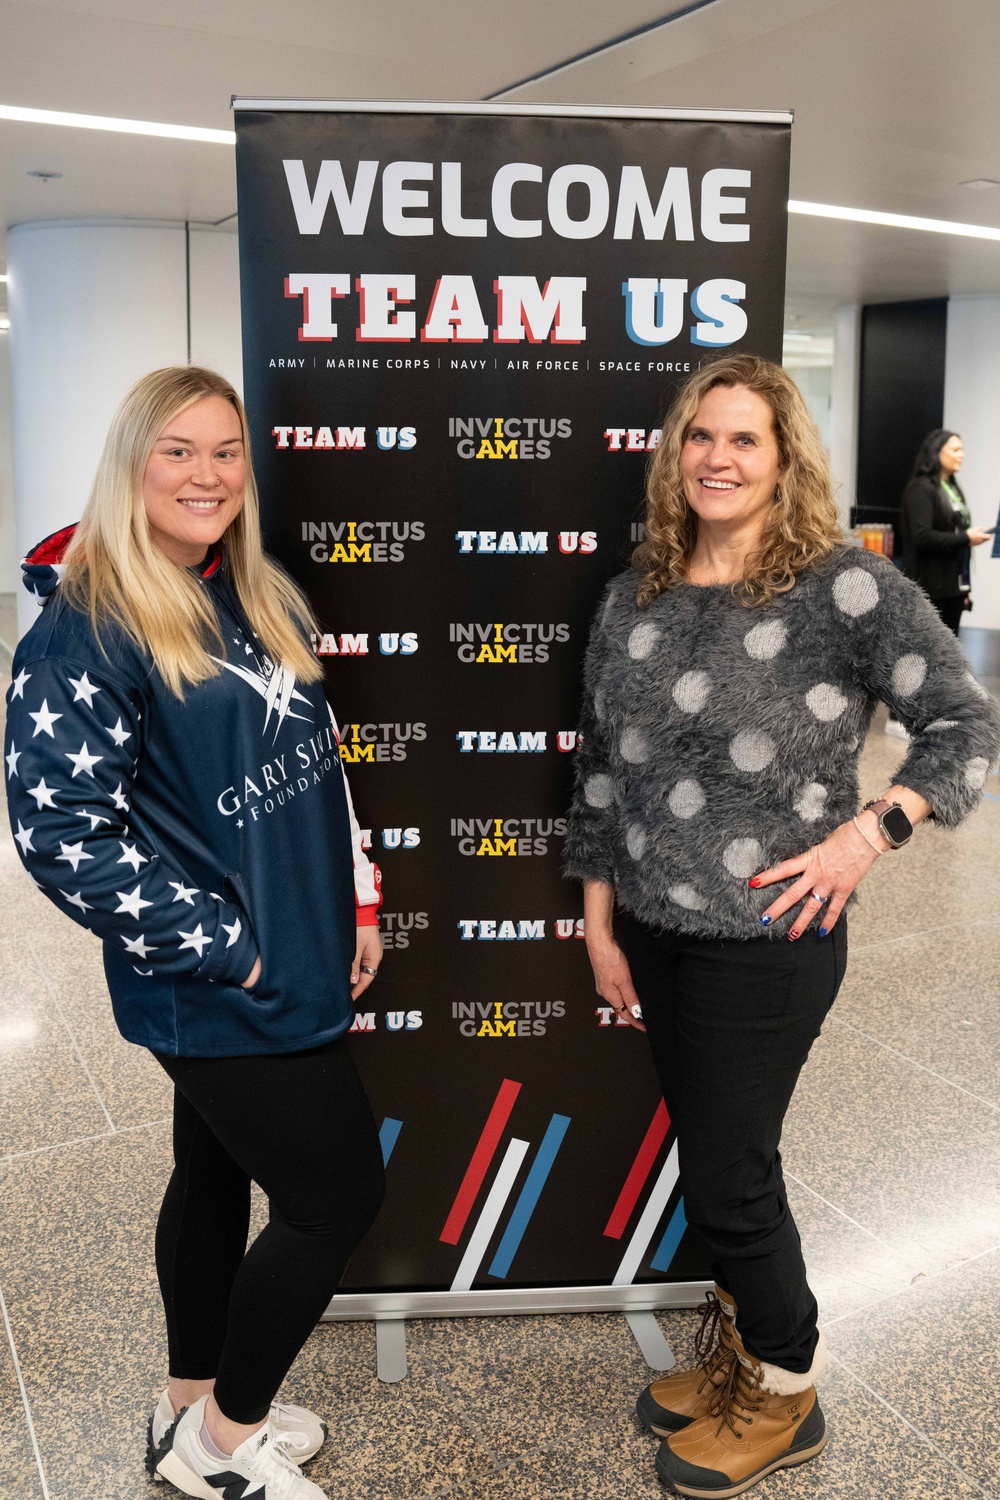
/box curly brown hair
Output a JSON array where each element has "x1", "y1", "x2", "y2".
[{"x1": 633, "y1": 354, "x2": 841, "y2": 608}]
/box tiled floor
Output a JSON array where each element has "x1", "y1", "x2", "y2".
[{"x1": 1, "y1": 602, "x2": 999, "y2": 1500}]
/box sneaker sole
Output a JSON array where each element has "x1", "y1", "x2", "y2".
[
  {"x1": 155, "y1": 1449, "x2": 229, "y2": 1500},
  {"x1": 657, "y1": 1430, "x2": 827, "y2": 1497},
  {"x1": 146, "y1": 1409, "x2": 183, "y2": 1483}
]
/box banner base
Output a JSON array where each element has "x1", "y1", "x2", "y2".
[{"x1": 323, "y1": 1279, "x2": 710, "y2": 1321}]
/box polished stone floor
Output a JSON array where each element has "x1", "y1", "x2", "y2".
[{"x1": 1, "y1": 603, "x2": 999, "y2": 1500}]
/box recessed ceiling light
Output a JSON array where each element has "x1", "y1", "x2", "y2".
[
  {"x1": 789, "y1": 199, "x2": 1000, "y2": 242},
  {"x1": 0, "y1": 103, "x2": 234, "y2": 145},
  {"x1": 960, "y1": 178, "x2": 1000, "y2": 190}
]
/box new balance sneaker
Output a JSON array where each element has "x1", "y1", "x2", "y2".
[
  {"x1": 147, "y1": 1390, "x2": 327, "y2": 1478},
  {"x1": 155, "y1": 1395, "x2": 328, "y2": 1498}
]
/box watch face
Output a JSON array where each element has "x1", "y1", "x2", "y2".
[{"x1": 880, "y1": 805, "x2": 912, "y2": 845}]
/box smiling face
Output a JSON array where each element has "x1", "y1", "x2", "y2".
[
  {"x1": 939, "y1": 434, "x2": 964, "y2": 477},
  {"x1": 141, "y1": 395, "x2": 246, "y2": 567},
  {"x1": 680, "y1": 384, "x2": 785, "y2": 542}
]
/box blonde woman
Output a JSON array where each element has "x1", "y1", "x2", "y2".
[
  {"x1": 5, "y1": 367, "x2": 385, "y2": 1499},
  {"x1": 565, "y1": 354, "x2": 998, "y2": 1497}
]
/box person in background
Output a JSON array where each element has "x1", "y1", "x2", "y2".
[
  {"x1": 5, "y1": 367, "x2": 385, "y2": 1500},
  {"x1": 565, "y1": 355, "x2": 999, "y2": 1498},
  {"x1": 887, "y1": 430, "x2": 991, "y2": 737}
]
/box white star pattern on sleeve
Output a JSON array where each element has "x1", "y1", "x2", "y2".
[
  {"x1": 110, "y1": 784, "x2": 129, "y2": 811},
  {"x1": 114, "y1": 885, "x2": 153, "y2": 920},
  {"x1": 14, "y1": 821, "x2": 35, "y2": 856},
  {"x1": 10, "y1": 669, "x2": 31, "y2": 699},
  {"x1": 221, "y1": 917, "x2": 242, "y2": 948},
  {"x1": 105, "y1": 718, "x2": 132, "y2": 747},
  {"x1": 60, "y1": 889, "x2": 93, "y2": 913},
  {"x1": 177, "y1": 924, "x2": 211, "y2": 957},
  {"x1": 168, "y1": 881, "x2": 198, "y2": 905},
  {"x1": 29, "y1": 699, "x2": 62, "y2": 738},
  {"x1": 6, "y1": 744, "x2": 21, "y2": 779},
  {"x1": 76, "y1": 809, "x2": 111, "y2": 831},
  {"x1": 122, "y1": 933, "x2": 157, "y2": 959},
  {"x1": 68, "y1": 672, "x2": 101, "y2": 708},
  {"x1": 56, "y1": 841, "x2": 94, "y2": 872},
  {"x1": 26, "y1": 777, "x2": 58, "y2": 810},
  {"x1": 116, "y1": 841, "x2": 148, "y2": 873},
  {"x1": 65, "y1": 742, "x2": 103, "y2": 778}
]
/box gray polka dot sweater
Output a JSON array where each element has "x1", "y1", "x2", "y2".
[{"x1": 564, "y1": 545, "x2": 1000, "y2": 939}]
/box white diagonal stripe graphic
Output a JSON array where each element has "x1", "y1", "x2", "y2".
[
  {"x1": 450, "y1": 1137, "x2": 529, "y2": 1293},
  {"x1": 612, "y1": 1140, "x2": 680, "y2": 1286}
]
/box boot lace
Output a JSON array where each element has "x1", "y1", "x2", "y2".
[
  {"x1": 706, "y1": 1354, "x2": 766, "y2": 1440},
  {"x1": 691, "y1": 1291, "x2": 735, "y2": 1396}
]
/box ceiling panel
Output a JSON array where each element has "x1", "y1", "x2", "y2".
[{"x1": 2, "y1": 0, "x2": 1000, "y2": 306}]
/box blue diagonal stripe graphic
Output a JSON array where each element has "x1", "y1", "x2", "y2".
[
  {"x1": 650, "y1": 1197, "x2": 688, "y2": 1274},
  {"x1": 379, "y1": 1117, "x2": 403, "y2": 1166},
  {"x1": 488, "y1": 1113, "x2": 571, "y2": 1279}
]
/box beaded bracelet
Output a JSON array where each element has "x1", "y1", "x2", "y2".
[{"x1": 852, "y1": 814, "x2": 884, "y2": 855}]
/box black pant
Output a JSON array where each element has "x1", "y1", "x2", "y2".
[
  {"x1": 929, "y1": 595, "x2": 964, "y2": 636},
  {"x1": 153, "y1": 1038, "x2": 385, "y2": 1424},
  {"x1": 618, "y1": 917, "x2": 847, "y2": 1374}
]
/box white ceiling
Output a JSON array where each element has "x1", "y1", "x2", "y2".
[{"x1": 3, "y1": 0, "x2": 1000, "y2": 317}]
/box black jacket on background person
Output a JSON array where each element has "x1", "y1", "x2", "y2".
[{"x1": 900, "y1": 474, "x2": 971, "y2": 601}]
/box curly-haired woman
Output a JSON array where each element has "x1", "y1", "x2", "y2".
[{"x1": 565, "y1": 355, "x2": 998, "y2": 1497}]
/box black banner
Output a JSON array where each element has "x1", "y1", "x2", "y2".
[{"x1": 234, "y1": 102, "x2": 791, "y2": 1297}]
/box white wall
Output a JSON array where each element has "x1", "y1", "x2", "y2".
[
  {"x1": 0, "y1": 331, "x2": 15, "y2": 597},
  {"x1": 6, "y1": 219, "x2": 242, "y2": 636},
  {"x1": 944, "y1": 296, "x2": 1000, "y2": 631},
  {"x1": 829, "y1": 303, "x2": 861, "y2": 530}
]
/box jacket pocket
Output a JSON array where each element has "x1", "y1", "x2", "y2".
[{"x1": 223, "y1": 872, "x2": 263, "y2": 993}]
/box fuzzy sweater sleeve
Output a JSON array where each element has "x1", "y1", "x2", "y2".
[
  {"x1": 563, "y1": 584, "x2": 620, "y2": 884},
  {"x1": 846, "y1": 557, "x2": 1000, "y2": 826}
]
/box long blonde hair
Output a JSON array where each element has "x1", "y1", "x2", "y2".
[
  {"x1": 63, "y1": 366, "x2": 321, "y2": 697},
  {"x1": 633, "y1": 354, "x2": 841, "y2": 608}
]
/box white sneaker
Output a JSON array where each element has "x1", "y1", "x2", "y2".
[
  {"x1": 148, "y1": 1390, "x2": 327, "y2": 1478},
  {"x1": 884, "y1": 718, "x2": 910, "y2": 740},
  {"x1": 155, "y1": 1395, "x2": 328, "y2": 1498}
]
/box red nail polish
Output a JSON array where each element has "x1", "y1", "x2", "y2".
[
  {"x1": 788, "y1": 931, "x2": 799, "y2": 942},
  {"x1": 748, "y1": 877, "x2": 761, "y2": 888}
]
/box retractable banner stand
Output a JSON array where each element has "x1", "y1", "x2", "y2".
[{"x1": 233, "y1": 101, "x2": 792, "y2": 1324}]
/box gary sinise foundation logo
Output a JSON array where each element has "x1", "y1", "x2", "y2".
[
  {"x1": 450, "y1": 817, "x2": 567, "y2": 856},
  {"x1": 449, "y1": 417, "x2": 571, "y2": 459},
  {"x1": 449, "y1": 622, "x2": 571, "y2": 663},
  {"x1": 301, "y1": 520, "x2": 425, "y2": 563}
]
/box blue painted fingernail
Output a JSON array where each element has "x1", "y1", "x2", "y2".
[
  {"x1": 759, "y1": 915, "x2": 772, "y2": 926},
  {"x1": 819, "y1": 927, "x2": 827, "y2": 938}
]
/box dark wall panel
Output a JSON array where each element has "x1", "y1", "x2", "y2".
[{"x1": 856, "y1": 298, "x2": 947, "y2": 530}]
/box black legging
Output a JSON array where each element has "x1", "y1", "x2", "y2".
[{"x1": 153, "y1": 1038, "x2": 385, "y2": 1424}]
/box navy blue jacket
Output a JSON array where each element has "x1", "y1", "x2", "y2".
[{"x1": 5, "y1": 528, "x2": 381, "y2": 1057}]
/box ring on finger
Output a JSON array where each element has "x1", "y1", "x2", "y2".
[
  {"x1": 359, "y1": 964, "x2": 378, "y2": 977},
  {"x1": 811, "y1": 890, "x2": 829, "y2": 903}
]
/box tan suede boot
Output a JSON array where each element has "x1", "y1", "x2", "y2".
[
  {"x1": 635, "y1": 1286, "x2": 738, "y2": 1436},
  {"x1": 655, "y1": 1327, "x2": 828, "y2": 1497}
]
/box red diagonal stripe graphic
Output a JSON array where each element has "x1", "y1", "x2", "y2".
[
  {"x1": 603, "y1": 1098, "x2": 670, "y2": 1239},
  {"x1": 440, "y1": 1078, "x2": 522, "y2": 1245}
]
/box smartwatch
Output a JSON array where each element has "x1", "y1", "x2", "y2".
[{"x1": 861, "y1": 798, "x2": 913, "y2": 849}]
